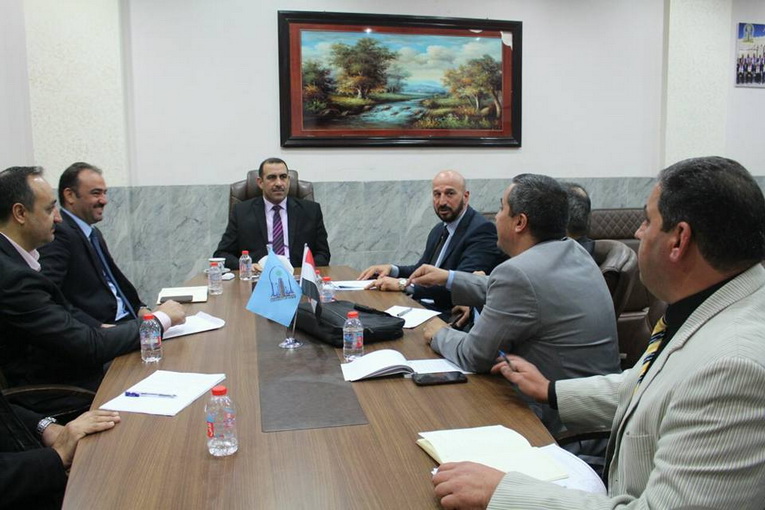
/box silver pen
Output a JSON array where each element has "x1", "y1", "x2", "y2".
[
  {"x1": 396, "y1": 307, "x2": 412, "y2": 317},
  {"x1": 125, "y1": 391, "x2": 178, "y2": 398}
]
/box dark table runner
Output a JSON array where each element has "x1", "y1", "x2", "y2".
[{"x1": 256, "y1": 318, "x2": 368, "y2": 432}]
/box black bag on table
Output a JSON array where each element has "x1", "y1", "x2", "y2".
[{"x1": 295, "y1": 300, "x2": 405, "y2": 347}]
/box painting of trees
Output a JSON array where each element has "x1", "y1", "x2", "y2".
[
  {"x1": 442, "y1": 55, "x2": 502, "y2": 116},
  {"x1": 329, "y1": 38, "x2": 397, "y2": 99}
]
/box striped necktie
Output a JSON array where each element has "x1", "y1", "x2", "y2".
[
  {"x1": 634, "y1": 316, "x2": 667, "y2": 390},
  {"x1": 272, "y1": 204, "x2": 285, "y2": 255}
]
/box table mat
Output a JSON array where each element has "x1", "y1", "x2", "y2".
[{"x1": 257, "y1": 318, "x2": 368, "y2": 432}]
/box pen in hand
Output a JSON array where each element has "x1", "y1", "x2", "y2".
[
  {"x1": 498, "y1": 350, "x2": 516, "y2": 372},
  {"x1": 125, "y1": 391, "x2": 177, "y2": 398}
]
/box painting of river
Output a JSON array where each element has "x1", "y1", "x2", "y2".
[{"x1": 278, "y1": 12, "x2": 522, "y2": 147}]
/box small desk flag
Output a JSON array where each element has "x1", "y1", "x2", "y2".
[
  {"x1": 300, "y1": 244, "x2": 321, "y2": 313},
  {"x1": 246, "y1": 249, "x2": 302, "y2": 327}
]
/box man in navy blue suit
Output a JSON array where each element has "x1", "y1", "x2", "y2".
[{"x1": 359, "y1": 170, "x2": 504, "y2": 314}]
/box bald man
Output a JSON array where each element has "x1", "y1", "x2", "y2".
[{"x1": 359, "y1": 170, "x2": 504, "y2": 314}]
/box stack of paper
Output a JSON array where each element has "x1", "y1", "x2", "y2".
[
  {"x1": 100, "y1": 370, "x2": 225, "y2": 416},
  {"x1": 163, "y1": 311, "x2": 225, "y2": 340},
  {"x1": 417, "y1": 425, "x2": 567, "y2": 481},
  {"x1": 340, "y1": 349, "x2": 466, "y2": 382},
  {"x1": 156, "y1": 286, "x2": 208, "y2": 304}
]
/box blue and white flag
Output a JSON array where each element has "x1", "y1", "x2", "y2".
[{"x1": 246, "y1": 249, "x2": 302, "y2": 327}]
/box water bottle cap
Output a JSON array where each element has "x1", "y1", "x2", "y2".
[
  {"x1": 347, "y1": 311, "x2": 359, "y2": 318},
  {"x1": 322, "y1": 276, "x2": 331, "y2": 282},
  {"x1": 212, "y1": 385, "x2": 227, "y2": 396},
  {"x1": 242, "y1": 250, "x2": 249, "y2": 255},
  {"x1": 209, "y1": 261, "x2": 217, "y2": 267},
  {"x1": 142, "y1": 313, "x2": 155, "y2": 320}
]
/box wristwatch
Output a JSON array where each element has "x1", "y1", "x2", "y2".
[
  {"x1": 36, "y1": 416, "x2": 58, "y2": 436},
  {"x1": 398, "y1": 278, "x2": 407, "y2": 292}
]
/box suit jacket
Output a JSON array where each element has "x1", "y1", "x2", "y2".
[
  {"x1": 214, "y1": 196, "x2": 330, "y2": 270},
  {"x1": 489, "y1": 264, "x2": 765, "y2": 510},
  {"x1": 431, "y1": 239, "x2": 620, "y2": 431},
  {"x1": 38, "y1": 212, "x2": 144, "y2": 324},
  {"x1": 0, "y1": 395, "x2": 66, "y2": 510},
  {"x1": 0, "y1": 235, "x2": 141, "y2": 400},
  {"x1": 397, "y1": 206, "x2": 504, "y2": 311}
]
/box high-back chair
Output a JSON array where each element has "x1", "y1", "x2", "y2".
[{"x1": 229, "y1": 169, "x2": 314, "y2": 214}]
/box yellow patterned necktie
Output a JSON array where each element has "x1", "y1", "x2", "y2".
[{"x1": 634, "y1": 316, "x2": 667, "y2": 391}]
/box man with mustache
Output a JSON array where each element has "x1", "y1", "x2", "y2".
[
  {"x1": 39, "y1": 162, "x2": 147, "y2": 325},
  {"x1": 359, "y1": 170, "x2": 504, "y2": 315},
  {"x1": 214, "y1": 157, "x2": 330, "y2": 269}
]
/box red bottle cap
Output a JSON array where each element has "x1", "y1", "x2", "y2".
[
  {"x1": 212, "y1": 385, "x2": 227, "y2": 396},
  {"x1": 242, "y1": 250, "x2": 249, "y2": 255},
  {"x1": 322, "y1": 276, "x2": 331, "y2": 282},
  {"x1": 143, "y1": 313, "x2": 155, "y2": 320},
  {"x1": 347, "y1": 311, "x2": 359, "y2": 318}
]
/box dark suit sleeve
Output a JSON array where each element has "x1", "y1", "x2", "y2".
[
  {"x1": 213, "y1": 207, "x2": 244, "y2": 270},
  {"x1": 0, "y1": 450, "x2": 67, "y2": 508},
  {"x1": 312, "y1": 203, "x2": 331, "y2": 266},
  {"x1": 0, "y1": 268, "x2": 140, "y2": 369},
  {"x1": 38, "y1": 224, "x2": 74, "y2": 287}
]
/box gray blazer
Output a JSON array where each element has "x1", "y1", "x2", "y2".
[
  {"x1": 489, "y1": 264, "x2": 765, "y2": 509},
  {"x1": 430, "y1": 238, "x2": 620, "y2": 433}
]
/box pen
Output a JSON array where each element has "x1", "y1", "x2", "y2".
[
  {"x1": 125, "y1": 391, "x2": 177, "y2": 398},
  {"x1": 498, "y1": 350, "x2": 516, "y2": 372},
  {"x1": 396, "y1": 307, "x2": 412, "y2": 317}
]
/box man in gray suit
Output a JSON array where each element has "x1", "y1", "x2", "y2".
[
  {"x1": 411, "y1": 174, "x2": 620, "y2": 434},
  {"x1": 431, "y1": 157, "x2": 765, "y2": 509}
]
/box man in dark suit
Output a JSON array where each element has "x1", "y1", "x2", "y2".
[
  {"x1": 0, "y1": 166, "x2": 185, "y2": 414},
  {"x1": 214, "y1": 158, "x2": 330, "y2": 269},
  {"x1": 39, "y1": 162, "x2": 146, "y2": 325},
  {"x1": 359, "y1": 170, "x2": 504, "y2": 313}
]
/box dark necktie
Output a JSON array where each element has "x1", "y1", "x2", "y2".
[
  {"x1": 634, "y1": 316, "x2": 667, "y2": 391},
  {"x1": 272, "y1": 205, "x2": 285, "y2": 255},
  {"x1": 89, "y1": 230, "x2": 136, "y2": 319},
  {"x1": 429, "y1": 225, "x2": 449, "y2": 266}
]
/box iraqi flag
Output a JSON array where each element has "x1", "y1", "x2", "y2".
[{"x1": 300, "y1": 244, "x2": 321, "y2": 312}]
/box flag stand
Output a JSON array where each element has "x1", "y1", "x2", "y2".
[{"x1": 278, "y1": 306, "x2": 302, "y2": 349}]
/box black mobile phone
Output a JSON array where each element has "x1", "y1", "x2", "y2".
[
  {"x1": 159, "y1": 295, "x2": 194, "y2": 303},
  {"x1": 412, "y1": 371, "x2": 467, "y2": 386}
]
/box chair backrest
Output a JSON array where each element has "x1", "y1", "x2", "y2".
[
  {"x1": 229, "y1": 169, "x2": 315, "y2": 214},
  {"x1": 592, "y1": 239, "x2": 638, "y2": 318}
]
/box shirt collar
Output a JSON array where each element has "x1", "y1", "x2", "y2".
[
  {"x1": 663, "y1": 273, "x2": 740, "y2": 342},
  {"x1": 61, "y1": 208, "x2": 93, "y2": 238},
  {"x1": 0, "y1": 232, "x2": 41, "y2": 271},
  {"x1": 264, "y1": 197, "x2": 288, "y2": 211}
]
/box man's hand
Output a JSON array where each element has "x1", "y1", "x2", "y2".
[
  {"x1": 365, "y1": 276, "x2": 401, "y2": 292},
  {"x1": 450, "y1": 305, "x2": 472, "y2": 329},
  {"x1": 358, "y1": 264, "x2": 392, "y2": 281},
  {"x1": 432, "y1": 461, "x2": 505, "y2": 510},
  {"x1": 408, "y1": 264, "x2": 449, "y2": 287},
  {"x1": 424, "y1": 317, "x2": 449, "y2": 343},
  {"x1": 156, "y1": 300, "x2": 186, "y2": 326},
  {"x1": 490, "y1": 355, "x2": 550, "y2": 403},
  {"x1": 48, "y1": 410, "x2": 121, "y2": 468}
]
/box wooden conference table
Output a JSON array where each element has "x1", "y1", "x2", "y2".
[{"x1": 63, "y1": 266, "x2": 553, "y2": 509}]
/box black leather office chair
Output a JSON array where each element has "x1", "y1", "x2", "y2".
[
  {"x1": 1, "y1": 368, "x2": 95, "y2": 423},
  {"x1": 229, "y1": 169, "x2": 315, "y2": 214}
]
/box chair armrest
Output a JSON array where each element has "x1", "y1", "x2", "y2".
[{"x1": 555, "y1": 428, "x2": 611, "y2": 447}]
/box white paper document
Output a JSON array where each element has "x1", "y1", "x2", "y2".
[
  {"x1": 385, "y1": 305, "x2": 441, "y2": 328},
  {"x1": 542, "y1": 444, "x2": 607, "y2": 494},
  {"x1": 332, "y1": 280, "x2": 375, "y2": 290},
  {"x1": 156, "y1": 286, "x2": 208, "y2": 304},
  {"x1": 340, "y1": 349, "x2": 467, "y2": 381},
  {"x1": 100, "y1": 370, "x2": 225, "y2": 416},
  {"x1": 163, "y1": 311, "x2": 225, "y2": 340}
]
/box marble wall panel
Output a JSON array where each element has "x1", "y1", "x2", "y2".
[{"x1": 95, "y1": 177, "x2": 765, "y2": 303}]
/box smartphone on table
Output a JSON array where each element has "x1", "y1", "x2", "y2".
[{"x1": 412, "y1": 371, "x2": 467, "y2": 386}]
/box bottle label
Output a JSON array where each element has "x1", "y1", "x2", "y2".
[
  {"x1": 206, "y1": 416, "x2": 215, "y2": 438},
  {"x1": 354, "y1": 331, "x2": 363, "y2": 349}
]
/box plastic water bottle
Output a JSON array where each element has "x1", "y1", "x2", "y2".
[
  {"x1": 140, "y1": 314, "x2": 162, "y2": 363},
  {"x1": 208, "y1": 261, "x2": 223, "y2": 295},
  {"x1": 320, "y1": 276, "x2": 335, "y2": 303},
  {"x1": 239, "y1": 250, "x2": 253, "y2": 281},
  {"x1": 343, "y1": 311, "x2": 364, "y2": 362},
  {"x1": 205, "y1": 385, "x2": 238, "y2": 457}
]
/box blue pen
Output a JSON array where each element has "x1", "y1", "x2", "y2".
[
  {"x1": 498, "y1": 350, "x2": 516, "y2": 372},
  {"x1": 125, "y1": 391, "x2": 177, "y2": 398}
]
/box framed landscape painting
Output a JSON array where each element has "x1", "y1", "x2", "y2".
[{"x1": 278, "y1": 11, "x2": 522, "y2": 147}]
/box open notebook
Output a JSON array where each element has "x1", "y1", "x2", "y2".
[
  {"x1": 340, "y1": 349, "x2": 466, "y2": 382},
  {"x1": 417, "y1": 425, "x2": 568, "y2": 482}
]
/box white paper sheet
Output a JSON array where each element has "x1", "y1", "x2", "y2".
[
  {"x1": 100, "y1": 370, "x2": 225, "y2": 416},
  {"x1": 543, "y1": 444, "x2": 607, "y2": 494},
  {"x1": 162, "y1": 311, "x2": 225, "y2": 340},
  {"x1": 385, "y1": 305, "x2": 441, "y2": 328},
  {"x1": 332, "y1": 280, "x2": 375, "y2": 290},
  {"x1": 156, "y1": 286, "x2": 208, "y2": 304}
]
